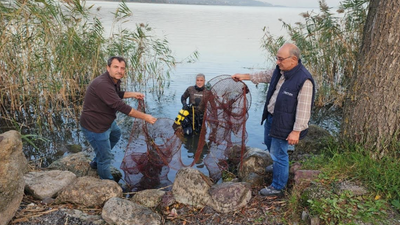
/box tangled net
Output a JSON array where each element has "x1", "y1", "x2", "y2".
[{"x1": 121, "y1": 75, "x2": 251, "y2": 191}]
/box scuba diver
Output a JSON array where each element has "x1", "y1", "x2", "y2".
[{"x1": 174, "y1": 73, "x2": 207, "y2": 135}]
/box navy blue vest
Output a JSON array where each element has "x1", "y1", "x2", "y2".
[{"x1": 261, "y1": 60, "x2": 315, "y2": 140}]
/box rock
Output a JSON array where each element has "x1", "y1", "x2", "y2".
[
  {"x1": 56, "y1": 176, "x2": 122, "y2": 207},
  {"x1": 54, "y1": 144, "x2": 83, "y2": 158},
  {"x1": 294, "y1": 170, "x2": 321, "y2": 185},
  {"x1": 48, "y1": 152, "x2": 122, "y2": 182},
  {"x1": 225, "y1": 145, "x2": 243, "y2": 166},
  {"x1": 290, "y1": 162, "x2": 302, "y2": 174},
  {"x1": 66, "y1": 144, "x2": 82, "y2": 153},
  {"x1": 0, "y1": 130, "x2": 28, "y2": 225},
  {"x1": 241, "y1": 172, "x2": 265, "y2": 186},
  {"x1": 48, "y1": 152, "x2": 93, "y2": 177},
  {"x1": 24, "y1": 170, "x2": 77, "y2": 200},
  {"x1": 12, "y1": 208, "x2": 106, "y2": 224},
  {"x1": 172, "y1": 167, "x2": 213, "y2": 208},
  {"x1": 310, "y1": 216, "x2": 320, "y2": 225},
  {"x1": 337, "y1": 181, "x2": 368, "y2": 196},
  {"x1": 131, "y1": 189, "x2": 166, "y2": 208},
  {"x1": 301, "y1": 210, "x2": 308, "y2": 221},
  {"x1": 61, "y1": 208, "x2": 105, "y2": 224},
  {"x1": 301, "y1": 183, "x2": 331, "y2": 201},
  {"x1": 102, "y1": 197, "x2": 162, "y2": 225},
  {"x1": 159, "y1": 191, "x2": 176, "y2": 208},
  {"x1": 238, "y1": 147, "x2": 272, "y2": 187},
  {"x1": 41, "y1": 197, "x2": 55, "y2": 205},
  {"x1": 209, "y1": 182, "x2": 252, "y2": 213},
  {"x1": 295, "y1": 125, "x2": 332, "y2": 156}
]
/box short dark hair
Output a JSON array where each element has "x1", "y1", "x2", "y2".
[{"x1": 107, "y1": 56, "x2": 126, "y2": 67}]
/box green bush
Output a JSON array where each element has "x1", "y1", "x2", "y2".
[{"x1": 261, "y1": 0, "x2": 369, "y2": 108}]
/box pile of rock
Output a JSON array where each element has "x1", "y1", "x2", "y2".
[
  {"x1": 1, "y1": 125, "x2": 338, "y2": 225},
  {"x1": 0, "y1": 130, "x2": 273, "y2": 224}
]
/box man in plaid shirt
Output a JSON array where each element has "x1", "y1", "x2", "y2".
[{"x1": 232, "y1": 43, "x2": 315, "y2": 196}]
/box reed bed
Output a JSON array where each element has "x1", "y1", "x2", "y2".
[
  {"x1": 261, "y1": 0, "x2": 369, "y2": 109},
  {"x1": 0, "y1": 0, "x2": 175, "y2": 135}
]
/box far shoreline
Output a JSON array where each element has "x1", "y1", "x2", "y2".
[
  {"x1": 84, "y1": 1, "x2": 324, "y2": 9},
  {"x1": 84, "y1": 0, "x2": 292, "y2": 8}
]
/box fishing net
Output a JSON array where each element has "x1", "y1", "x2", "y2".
[{"x1": 121, "y1": 75, "x2": 251, "y2": 191}]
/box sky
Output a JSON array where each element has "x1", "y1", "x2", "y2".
[{"x1": 259, "y1": 0, "x2": 343, "y2": 8}]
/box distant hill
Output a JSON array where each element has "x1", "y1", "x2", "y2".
[{"x1": 127, "y1": 0, "x2": 274, "y2": 7}]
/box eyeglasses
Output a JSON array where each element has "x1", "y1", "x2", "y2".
[{"x1": 275, "y1": 56, "x2": 292, "y2": 62}]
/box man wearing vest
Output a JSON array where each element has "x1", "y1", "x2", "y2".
[{"x1": 232, "y1": 43, "x2": 315, "y2": 196}]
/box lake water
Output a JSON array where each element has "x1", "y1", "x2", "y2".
[{"x1": 85, "y1": 1, "x2": 319, "y2": 183}]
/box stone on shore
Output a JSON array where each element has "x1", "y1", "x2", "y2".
[
  {"x1": 24, "y1": 170, "x2": 77, "y2": 200},
  {"x1": 0, "y1": 130, "x2": 28, "y2": 225}
]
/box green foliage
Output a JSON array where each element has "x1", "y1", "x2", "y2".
[
  {"x1": 0, "y1": 0, "x2": 176, "y2": 134},
  {"x1": 307, "y1": 191, "x2": 388, "y2": 224},
  {"x1": 221, "y1": 169, "x2": 236, "y2": 182},
  {"x1": 261, "y1": 0, "x2": 369, "y2": 108},
  {"x1": 392, "y1": 199, "x2": 400, "y2": 212},
  {"x1": 325, "y1": 141, "x2": 400, "y2": 201},
  {"x1": 300, "y1": 139, "x2": 400, "y2": 223},
  {"x1": 21, "y1": 134, "x2": 49, "y2": 151}
]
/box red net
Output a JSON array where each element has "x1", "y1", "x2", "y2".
[{"x1": 121, "y1": 75, "x2": 251, "y2": 191}]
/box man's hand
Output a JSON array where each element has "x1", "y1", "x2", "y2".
[
  {"x1": 286, "y1": 131, "x2": 300, "y2": 145},
  {"x1": 133, "y1": 92, "x2": 145, "y2": 100},
  {"x1": 232, "y1": 73, "x2": 250, "y2": 82},
  {"x1": 145, "y1": 114, "x2": 157, "y2": 124},
  {"x1": 124, "y1": 92, "x2": 145, "y2": 99}
]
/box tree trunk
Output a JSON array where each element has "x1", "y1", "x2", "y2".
[{"x1": 341, "y1": 0, "x2": 400, "y2": 157}]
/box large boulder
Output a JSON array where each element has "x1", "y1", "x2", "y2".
[
  {"x1": 55, "y1": 176, "x2": 122, "y2": 207},
  {"x1": 131, "y1": 189, "x2": 166, "y2": 208},
  {"x1": 102, "y1": 197, "x2": 162, "y2": 225},
  {"x1": 294, "y1": 125, "x2": 332, "y2": 155},
  {"x1": 238, "y1": 147, "x2": 272, "y2": 187},
  {"x1": 24, "y1": 170, "x2": 77, "y2": 200},
  {"x1": 0, "y1": 130, "x2": 28, "y2": 225},
  {"x1": 172, "y1": 167, "x2": 213, "y2": 208},
  {"x1": 209, "y1": 182, "x2": 252, "y2": 213},
  {"x1": 48, "y1": 152, "x2": 122, "y2": 182},
  {"x1": 48, "y1": 152, "x2": 94, "y2": 177}
]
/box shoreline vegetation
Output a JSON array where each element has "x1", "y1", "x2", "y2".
[{"x1": 0, "y1": 0, "x2": 178, "y2": 165}]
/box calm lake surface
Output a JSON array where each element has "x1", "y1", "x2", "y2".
[{"x1": 84, "y1": 2, "x2": 319, "y2": 181}]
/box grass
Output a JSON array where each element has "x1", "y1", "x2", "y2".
[{"x1": 285, "y1": 139, "x2": 400, "y2": 224}]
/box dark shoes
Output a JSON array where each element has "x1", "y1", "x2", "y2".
[
  {"x1": 259, "y1": 186, "x2": 283, "y2": 196},
  {"x1": 265, "y1": 164, "x2": 273, "y2": 173},
  {"x1": 90, "y1": 160, "x2": 97, "y2": 169}
]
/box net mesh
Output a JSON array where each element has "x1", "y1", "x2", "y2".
[{"x1": 121, "y1": 75, "x2": 251, "y2": 191}]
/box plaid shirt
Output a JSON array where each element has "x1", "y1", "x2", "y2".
[{"x1": 250, "y1": 70, "x2": 313, "y2": 131}]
